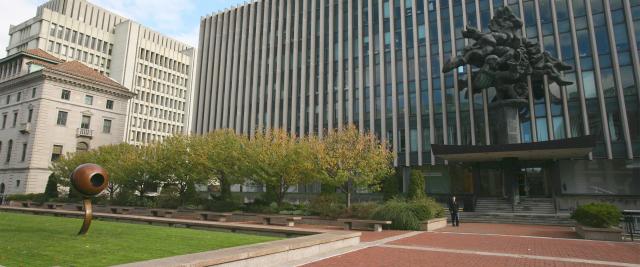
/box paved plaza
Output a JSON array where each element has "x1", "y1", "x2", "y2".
[{"x1": 301, "y1": 223, "x2": 640, "y2": 267}]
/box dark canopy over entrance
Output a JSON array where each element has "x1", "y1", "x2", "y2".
[{"x1": 431, "y1": 136, "x2": 596, "y2": 162}]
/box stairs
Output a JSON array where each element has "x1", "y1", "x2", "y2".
[
  {"x1": 446, "y1": 197, "x2": 573, "y2": 226},
  {"x1": 514, "y1": 198, "x2": 555, "y2": 214},
  {"x1": 475, "y1": 198, "x2": 512, "y2": 213},
  {"x1": 447, "y1": 212, "x2": 575, "y2": 226}
]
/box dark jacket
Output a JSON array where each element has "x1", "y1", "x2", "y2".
[{"x1": 448, "y1": 199, "x2": 459, "y2": 214}]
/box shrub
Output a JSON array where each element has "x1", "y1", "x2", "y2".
[
  {"x1": 571, "y1": 202, "x2": 622, "y2": 228},
  {"x1": 371, "y1": 197, "x2": 445, "y2": 230},
  {"x1": 156, "y1": 186, "x2": 181, "y2": 209},
  {"x1": 371, "y1": 199, "x2": 422, "y2": 230},
  {"x1": 309, "y1": 194, "x2": 346, "y2": 218},
  {"x1": 408, "y1": 170, "x2": 425, "y2": 200},
  {"x1": 342, "y1": 202, "x2": 379, "y2": 219},
  {"x1": 382, "y1": 173, "x2": 400, "y2": 201},
  {"x1": 43, "y1": 174, "x2": 59, "y2": 200},
  {"x1": 6, "y1": 193, "x2": 46, "y2": 203}
]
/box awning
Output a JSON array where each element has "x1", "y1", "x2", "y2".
[{"x1": 431, "y1": 136, "x2": 596, "y2": 162}]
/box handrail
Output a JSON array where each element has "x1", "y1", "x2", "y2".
[{"x1": 622, "y1": 210, "x2": 640, "y2": 241}]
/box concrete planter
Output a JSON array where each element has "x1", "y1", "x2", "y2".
[
  {"x1": 575, "y1": 224, "x2": 623, "y2": 242},
  {"x1": 421, "y1": 217, "x2": 447, "y2": 231}
]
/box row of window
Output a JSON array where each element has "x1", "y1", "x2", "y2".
[
  {"x1": 136, "y1": 76, "x2": 187, "y2": 100},
  {"x1": 137, "y1": 62, "x2": 189, "y2": 87},
  {"x1": 47, "y1": 41, "x2": 111, "y2": 71},
  {"x1": 130, "y1": 116, "x2": 182, "y2": 134},
  {"x1": 49, "y1": 23, "x2": 113, "y2": 56},
  {"x1": 0, "y1": 108, "x2": 34, "y2": 130},
  {"x1": 0, "y1": 140, "x2": 28, "y2": 163},
  {"x1": 50, "y1": 142, "x2": 90, "y2": 162},
  {"x1": 130, "y1": 129, "x2": 182, "y2": 144},
  {"x1": 138, "y1": 48, "x2": 189, "y2": 75},
  {"x1": 60, "y1": 89, "x2": 114, "y2": 110},
  {"x1": 55, "y1": 111, "x2": 113, "y2": 134},
  {"x1": 1, "y1": 88, "x2": 37, "y2": 107},
  {"x1": 132, "y1": 102, "x2": 185, "y2": 123}
]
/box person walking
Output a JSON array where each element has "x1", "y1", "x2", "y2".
[{"x1": 449, "y1": 195, "x2": 460, "y2": 227}]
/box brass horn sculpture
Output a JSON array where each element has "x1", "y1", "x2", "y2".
[{"x1": 70, "y1": 163, "x2": 109, "y2": 235}]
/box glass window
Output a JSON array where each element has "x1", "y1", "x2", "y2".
[
  {"x1": 21, "y1": 143, "x2": 27, "y2": 162},
  {"x1": 106, "y1": 100, "x2": 114, "y2": 109},
  {"x1": 1, "y1": 114, "x2": 6, "y2": 129},
  {"x1": 61, "y1": 89, "x2": 70, "y2": 100},
  {"x1": 27, "y1": 109, "x2": 33, "y2": 123},
  {"x1": 81, "y1": 115, "x2": 91, "y2": 129},
  {"x1": 103, "y1": 119, "x2": 112, "y2": 133},
  {"x1": 6, "y1": 140, "x2": 12, "y2": 162},
  {"x1": 56, "y1": 111, "x2": 67, "y2": 126},
  {"x1": 76, "y1": 142, "x2": 89, "y2": 152},
  {"x1": 32, "y1": 88, "x2": 36, "y2": 98},
  {"x1": 51, "y1": 145, "x2": 63, "y2": 161},
  {"x1": 84, "y1": 95, "x2": 93, "y2": 105},
  {"x1": 12, "y1": 112, "x2": 17, "y2": 127}
]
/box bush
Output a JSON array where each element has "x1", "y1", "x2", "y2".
[
  {"x1": 309, "y1": 194, "x2": 346, "y2": 218},
  {"x1": 6, "y1": 193, "x2": 46, "y2": 203},
  {"x1": 371, "y1": 199, "x2": 422, "y2": 230},
  {"x1": 43, "y1": 174, "x2": 59, "y2": 200},
  {"x1": 371, "y1": 197, "x2": 445, "y2": 230},
  {"x1": 408, "y1": 170, "x2": 425, "y2": 200},
  {"x1": 156, "y1": 186, "x2": 181, "y2": 209},
  {"x1": 342, "y1": 202, "x2": 379, "y2": 219},
  {"x1": 382, "y1": 173, "x2": 400, "y2": 201},
  {"x1": 571, "y1": 202, "x2": 622, "y2": 228}
]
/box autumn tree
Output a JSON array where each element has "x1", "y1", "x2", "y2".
[
  {"x1": 316, "y1": 125, "x2": 394, "y2": 207},
  {"x1": 247, "y1": 129, "x2": 322, "y2": 205},
  {"x1": 190, "y1": 129, "x2": 250, "y2": 200},
  {"x1": 156, "y1": 135, "x2": 207, "y2": 205}
]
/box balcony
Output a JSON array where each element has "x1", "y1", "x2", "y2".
[
  {"x1": 19, "y1": 123, "x2": 31, "y2": 134},
  {"x1": 76, "y1": 128, "x2": 93, "y2": 138}
]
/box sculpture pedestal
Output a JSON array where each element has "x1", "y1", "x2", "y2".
[
  {"x1": 489, "y1": 99, "x2": 528, "y2": 207},
  {"x1": 489, "y1": 99, "x2": 527, "y2": 145}
]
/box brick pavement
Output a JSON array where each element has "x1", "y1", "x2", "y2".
[{"x1": 302, "y1": 224, "x2": 640, "y2": 267}]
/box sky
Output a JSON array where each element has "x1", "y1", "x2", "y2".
[{"x1": 0, "y1": 0, "x2": 248, "y2": 57}]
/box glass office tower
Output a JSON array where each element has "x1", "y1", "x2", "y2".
[{"x1": 192, "y1": 0, "x2": 640, "y2": 211}]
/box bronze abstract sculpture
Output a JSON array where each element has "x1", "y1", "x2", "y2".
[
  {"x1": 442, "y1": 6, "x2": 572, "y2": 102},
  {"x1": 70, "y1": 163, "x2": 109, "y2": 235}
]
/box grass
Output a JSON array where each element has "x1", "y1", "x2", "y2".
[{"x1": 0, "y1": 212, "x2": 281, "y2": 267}]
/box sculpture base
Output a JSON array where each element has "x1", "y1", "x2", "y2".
[{"x1": 489, "y1": 99, "x2": 528, "y2": 145}]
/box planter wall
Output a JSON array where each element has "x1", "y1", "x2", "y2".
[
  {"x1": 575, "y1": 224, "x2": 622, "y2": 242},
  {"x1": 421, "y1": 217, "x2": 447, "y2": 231}
]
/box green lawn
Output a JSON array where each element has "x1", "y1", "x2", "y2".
[{"x1": 0, "y1": 212, "x2": 281, "y2": 267}]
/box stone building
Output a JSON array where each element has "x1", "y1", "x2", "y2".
[
  {"x1": 6, "y1": 0, "x2": 196, "y2": 145},
  {"x1": 0, "y1": 49, "x2": 134, "y2": 196}
]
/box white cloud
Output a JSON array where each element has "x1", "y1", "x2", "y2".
[
  {"x1": 0, "y1": 0, "x2": 42, "y2": 57},
  {"x1": 92, "y1": 0, "x2": 196, "y2": 34}
]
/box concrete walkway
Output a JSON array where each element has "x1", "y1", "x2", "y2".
[{"x1": 299, "y1": 223, "x2": 640, "y2": 267}]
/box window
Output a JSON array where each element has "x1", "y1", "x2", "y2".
[
  {"x1": 12, "y1": 112, "x2": 17, "y2": 127},
  {"x1": 16, "y1": 92, "x2": 21, "y2": 102},
  {"x1": 51, "y1": 145, "x2": 63, "y2": 161},
  {"x1": 5, "y1": 95, "x2": 10, "y2": 104},
  {"x1": 81, "y1": 115, "x2": 91, "y2": 129},
  {"x1": 56, "y1": 111, "x2": 68, "y2": 126},
  {"x1": 21, "y1": 143, "x2": 27, "y2": 162},
  {"x1": 102, "y1": 119, "x2": 112, "y2": 133},
  {"x1": 49, "y1": 23, "x2": 56, "y2": 36},
  {"x1": 31, "y1": 88, "x2": 36, "y2": 98},
  {"x1": 61, "y1": 89, "x2": 70, "y2": 100},
  {"x1": 27, "y1": 109, "x2": 33, "y2": 123},
  {"x1": 16, "y1": 180, "x2": 20, "y2": 188},
  {"x1": 6, "y1": 140, "x2": 12, "y2": 162},
  {"x1": 76, "y1": 142, "x2": 89, "y2": 152},
  {"x1": 84, "y1": 95, "x2": 93, "y2": 105},
  {"x1": 1, "y1": 114, "x2": 6, "y2": 129},
  {"x1": 106, "y1": 100, "x2": 114, "y2": 109}
]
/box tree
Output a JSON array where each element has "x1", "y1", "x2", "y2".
[
  {"x1": 408, "y1": 169, "x2": 426, "y2": 200},
  {"x1": 247, "y1": 129, "x2": 322, "y2": 205},
  {"x1": 43, "y1": 174, "x2": 59, "y2": 200},
  {"x1": 316, "y1": 125, "x2": 394, "y2": 207},
  {"x1": 156, "y1": 135, "x2": 207, "y2": 205},
  {"x1": 124, "y1": 143, "x2": 164, "y2": 201},
  {"x1": 190, "y1": 129, "x2": 250, "y2": 200}
]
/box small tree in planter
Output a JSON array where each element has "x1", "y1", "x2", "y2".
[{"x1": 571, "y1": 202, "x2": 623, "y2": 241}]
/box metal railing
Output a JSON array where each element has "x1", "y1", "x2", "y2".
[{"x1": 622, "y1": 210, "x2": 640, "y2": 241}]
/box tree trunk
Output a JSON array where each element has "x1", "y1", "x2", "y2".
[
  {"x1": 219, "y1": 173, "x2": 232, "y2": 200},
  {"x1": 346, "y1": 178, "x2": 353, "y2": 208}
]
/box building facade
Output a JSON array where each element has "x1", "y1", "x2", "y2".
[
  {"x1": 6, "y1": 0, "x2": 196, "y2": 145},
  {"x1": 0, "y1": 49, "x2": 134, "y2": 196},
  {"x1": 192, "y1": 0, "x2": 640, "y2": 211}
]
